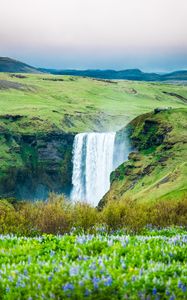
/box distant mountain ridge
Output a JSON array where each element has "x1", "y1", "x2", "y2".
[
  {"x1": 38, "y1": 68, "x2": 161, "y2": 81},
  {"x1": 0, "y1": 57, "x2": 187, "y2": 81},
  {"x1": 39, "y1": 68, "x2": 187, "y2": 81},
  {"x1": 0, "y1": 57, "x2": 41, "y2": 74}
]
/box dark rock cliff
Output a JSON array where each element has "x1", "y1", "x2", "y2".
[{"x1": 0, "y1": 131, "x2": 74, "y2": 200}]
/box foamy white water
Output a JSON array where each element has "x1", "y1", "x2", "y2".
[{"x1": 71, "y1": 132, "x2": 116, "y2": 205}]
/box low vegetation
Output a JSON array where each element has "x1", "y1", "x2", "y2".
[
  {"x1": 0, "y1": 194, "x2": 187, "y2": 236},
  {"x1": 0, "y1": 226, "x2": 186, "y2": 299}
]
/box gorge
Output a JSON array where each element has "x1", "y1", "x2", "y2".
[{"x1": 0, "y1": 73, "x2": 186, "y2": 202}]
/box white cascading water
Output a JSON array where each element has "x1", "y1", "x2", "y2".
[{"x1": 71, "y1": 132, "x2": 116, "y2": 206}]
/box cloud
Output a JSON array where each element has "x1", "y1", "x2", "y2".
[{"x1": 0, "y1": 0, "x2": 187, "y2": 70}]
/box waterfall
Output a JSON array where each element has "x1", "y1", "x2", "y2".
[{"x1": 71, "y1": 132, "x2": 116, "y2": 205}]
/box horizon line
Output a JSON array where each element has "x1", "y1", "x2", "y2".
[{"x1": 1, "y1": 56, "x2": 187, "y2": 74}]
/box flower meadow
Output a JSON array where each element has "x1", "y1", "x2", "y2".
[{"x1": 0, "y1": 228, "x2": 186, "y2": 300}]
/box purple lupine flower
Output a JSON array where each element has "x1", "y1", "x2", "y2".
[
  {"x1": 63, "y1": 283, "x2": 74, "y2": 292},
  {"x1": 92, "y1": 277, "x2": 100, "y2": 289},
  {"x1": 16, "y1": 280, "x2": 22, "y2": 288},
  {"x1": 182, "y1": 285, "x2": 186, "y2": 292},
  {"x1": 139, "y1": 269, "x2": 143, "y2": 276},
  {"x1": 69, "y1": 266, "x2": 79, "y2": 276},
  {"x1": 50, "y1": 250, "x2": 55, "y2": 257},
  {"x1": 49, "y1": 293, "x2": 55, "y2": 299},
  {"x1": 132, "y1": 276, "x2": 136, "y2": 282},
  {"x1": 104, "y1": 276, "x2": 112, "y2": 287},
  {"x1": 152, "y1": 287, "x2": 157, "y2": 295},
  {"x1": 90, "y1": 263, "x2": 96, "y2": 270},
  {"x1": 85, "y1": 289, "x2": 90, "y2": 297},
  {"x1": 28, "y1": 256, "x2": 31, "y2": 264},
  {"x1": 8, "y1": 276, "x2": 13, "y2": 282},
  {"x1": 79, "y1": 280, "x2": 84, "y2": 286},
  {"x1": 124, "y1": 280, "x2": 128, "y2": 286}
]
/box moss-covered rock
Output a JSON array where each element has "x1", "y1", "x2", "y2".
[{"x1": 100, "y1": 108, "x2": 187, "y2": 206}]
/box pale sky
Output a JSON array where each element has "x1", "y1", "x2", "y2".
[{"x1": 0, "y1": 0, "x2": 187, "y2": 71}]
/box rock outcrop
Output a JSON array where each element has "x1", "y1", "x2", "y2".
[{"x1": 0, "y1": 129, "x2": 74, "y2": 200}]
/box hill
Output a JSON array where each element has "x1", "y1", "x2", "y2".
[
  {"x1": 0, "y1": 72, "x2": 186, "y2": 199},
  {"x1": 162, "y1": 70, "x2": 187, "y2": 81},
  {"x1": 0, "y1": 72, "x2": 187, "y2": 133},
  {"x1": 39, "y1": 68, "x2": 161, "y2": 81},
  {"x1": 39, "y1": 68, "x2": 187, "y2": 81},
  {"x1": 0, "y1": 57, "x2": 41, "y2": 73},
  {"x1": 100, "y1": 108, "x2": 187, "y2": 205}
]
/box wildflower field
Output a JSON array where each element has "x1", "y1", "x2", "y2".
[{"x1": 0, "y1": 228, "x2": 186, "y2": 300}]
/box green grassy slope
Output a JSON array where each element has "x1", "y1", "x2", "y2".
[
  {"x1": 0, "y1": 72, "x2": 187, "y2": 134},
  {"x1": 0, "y1": 73, "x2": 187, "y2": 199},
  {"x1": 101, "y1": 108, "x2": 187, "y2": 204}
]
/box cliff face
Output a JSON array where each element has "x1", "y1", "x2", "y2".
[
  {"x1": 100, "y1": 108, "x2": 187, "y2": 206},
  {"x1": 0, "y1": 128, "x2": 74, "y2": 200}
]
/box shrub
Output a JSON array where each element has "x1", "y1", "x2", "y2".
[
  {"x1": 149, "y1": 197, "x2": 187, "y2": 227},
  {"x1": 0, "y1": 199, "x2": 33, "y2": 235},
  {"x1": 33, "y1": 194, "x2": 73, "y2": 234},
  {"x1": 0, "y1": 194, "x2": 186, "y2": 235},
  {"x1": 101, "y1": 198, "x2": 149, "y2": 233},
  {"x1": 72, "y1": 201, "x2": 99, "y2": 232}
]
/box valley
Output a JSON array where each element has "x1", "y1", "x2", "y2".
[{"x1": 0, "y1": 72, "x2": 187, "y2": 201}]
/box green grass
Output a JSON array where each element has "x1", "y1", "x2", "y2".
[
  {"x1": 0, "y1": 73, "x2": 187, "y2": 199},
  {"x1": 0, "y1": 228, "x2": 186, "y2": 299},
  {"x1": 0, "y1": 74, "x2": 186, "y2": 300},
  {"x1": 105, "y1": 108, "x2": 187, "y2": 203},
  {"x1": 0, "y1": 73, "x2": 187, "y2": 133}
]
